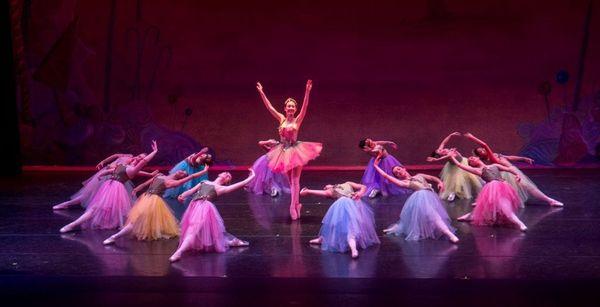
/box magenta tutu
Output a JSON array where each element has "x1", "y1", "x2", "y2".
[
  {"x1": 83, "y1": 180, "x2": 133, "y2": 229},
  {"x1": 361, "y1": 155, "x2": 410, "y2": 196},
  {"x1": 472, "y1": 180, "x2": 521, "y2": 226},
  {"x1": 247, "y1": 154, "x2": 290, "y2": 195},
  {"x1": 266, "y1": 141, "x2": 322, "y2": 173},
  {"x1": 179, "y1": 199, "x2": 228, "y2": 253}
]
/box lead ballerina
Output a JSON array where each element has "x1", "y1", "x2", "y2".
[{"x1": 256, "y1": 80, "x2": 323, "y2": 220}]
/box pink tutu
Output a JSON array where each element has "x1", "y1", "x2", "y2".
[
  {"x1": 83, "y1": 180, "x2": 133, "y2": 229},
  {"x1": 247, "y1": 154, "x2": 290, "y2": 195},
  {"x1": 71, "y1": 172, "x2": 135, "y2": 208},
  {"x1": 266, "y1": 141, "x2": 322, "y2": 173},
  {"x1": 471, "y1": 180, "x2": 521, "y2": 226},
  {"x1": 179, "y1": 199, "x2": 228, "y2": 253}
]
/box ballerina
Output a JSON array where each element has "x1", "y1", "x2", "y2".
[
  {"x1": 102, "y1": 166, "x2": 209, "y2": 244},
  {"x1": 372, "y1": 156, "x2": 459, "y2": 243},
  {"x1": 465, "y1": 132, "x2": 563, "y2": 207},
  {"x1": 162, "y1": 148, "x2": 213, "y2": 200},
  {"x1": 246, "y1": 139, "x2": 290, "y2": 197},
  {"x1": 52, "y1": 153, "x2": 154, "y2": 210},
  {"x1": 301, "y1": 181, "x2": 380, "y2": 259},
  {"x1": 169, "y1": 169, "x2": 256, "y2": 262},
  {"x1": 59, "y1": 141, "x2": 159, "y2": 233},
  {"x1": 358, "y1": 138, "x2": 408, "y2": 198},
  {"x1": 426, "y1": 132, "x2": 482, "y2": 201},
  {"x1": 448, "y1": 153, "x2": 528, "y2": 231},
  {"x1": 256, "y1": 80, "x2": 322, "y2": 220}
]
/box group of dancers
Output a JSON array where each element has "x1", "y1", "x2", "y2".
[{"x1": 54, "y1": 80, "x2": 563, "y2": 260}]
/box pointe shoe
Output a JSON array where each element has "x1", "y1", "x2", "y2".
[
  {"x1": 519, "y1": 225, "x2": 528, "y2": 232},
  {"x1": 351, "y1": 249, "x2": 359, "y2": 259},
  {"x1": 383, "y1": 225, "x2": 399, "y2": 234},
  {"x1": 550, "y1": 201, "x2": 564, "y2": 207},
  {"x1": 309, "y1": 238, "x2": 322, "y2": 245},
  {"x1": 290, "y1": 206, "x2": 298, "y2": 220},
  {"x1": 368, "y1": 189, "x2": 379, "y2": 199},
  {"x1": 59, "y1": 225, "x2": 73, "y2": 233},
  {"x1": 447, "y1": 193, "x2": 456, "y2": 202},
  {"x1": 296, "y1": 203, "x2": 303, "y2": 218},
  {"x1": 230, "y1": 238, "x2": 249, "y2": 247},
  {"x1": 53, "y1": 204, "x2": 66, "y2": 210},
  {"x1": 449, "y1": 234, "x2": 459, "y2": 244},
  {"x1": 103, "y1": 236, "x2": 116, "y2": 245},
  {"x1": 270, "y1": 188, "x2": 280, "y2": 197},
  {"x1": 457, "y1": 214, "x2": 470, "y2": 221},
  {"x1": 169, "y1": 254, "x2": 181, "y2": 262}
]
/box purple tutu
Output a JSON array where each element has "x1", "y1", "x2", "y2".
[
  {"x1": 83, "y1": 180, "x2": 133, "y2": 229},
  {"x1": 389, "y1": 189, "x2": 455, "y2": 240},
  {"x1": 361, "y1": 155, "x2": 410, "y2": 196},
  {"x1": 247, "y1": 154, "x2": 290, "y2": 195},
  {"x1": 179, "y1": 199, "x2": 229, "y2": 253},
  {"x1": 319, "y1": 197, "x2": 380, "y2": 253}
]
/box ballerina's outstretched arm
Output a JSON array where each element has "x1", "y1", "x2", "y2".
[
  {"x1": 258, "y1": 139, "x2": 278, "y2": 151},
  {"x1": 131, "y1": 175, "x2": 158, "y2": 197},
  {"x1": 426, "y1": 153, "x2": 452, "y2": 163},
  {"x1": 373, "y1": 158, "x2": 410, "y2": 189},
  {"x1": 418, "y1": 174, "x2": 445, "y2": 192},
  {"x1": 300, "y1": 187, "x2": 334, "y2": 198},
  {"x1": 177, "y1": 181, "x2": 205, "y2": 203},
  {"x1": 256, "y1": 82, "x2": 284, "y2": 122},
  {"x1": 463, "y1": 132, "x2": 500, "y2": 164},
  {"x1": 373, "y1": 140, "x2": 398, "y2": 150},
  {"x1": 190, "y1": 147, "x2": 210, "y2": 162},
  {"x1": 165, "y1": 166, "x2": 209, "y2": 188},
  {"x1": 494, "y1": 164, "x2": 521, "y2": 181},
  {"x1": 96, "y1": 153, "x2": 132, "y2": 170},
  {"x1": 217, "y1": 169, "x2": 256, "y2": 195},
  {"x1": 448, "y1": 155, "x2": 483, "y2": 177},
  {"x1": 126, "y1": 140, "x2": 158, "y2": 178},
  {"x1": 502, "y1": 155, "x2": 534, "y2": 165},
  {"x1": 437, "y1": 132, "x2": 461, "y2": 152},
  {"x1": 296, "y1": 79, "x2": 312, "y2": 127},
  {"x1": 138, "y1": 170, "x2": 160, "y2": 177}
]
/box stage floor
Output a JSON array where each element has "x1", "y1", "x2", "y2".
[{"x1": 1, "y1": 169, "x2": 599, "y2": 306}]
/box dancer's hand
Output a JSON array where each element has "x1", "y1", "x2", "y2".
[
  {"x1": 248, "y1": 168, "x2": 255, "y2": 178},
  {"x1": 96, "y1": 162, "x2": 104, "y2": 170},
  {"x1": 451, "y1": 131, "x2": 461, "y2": 137},
  {"x1": 256, "y1": 82, "x2": 263, "y2": 92},
  {"x1": 151, "y1": 140, "x2": 158, "y2": 152},
  {"x1": 524, "y1": 157, "x2": 534, "y2": 165},
  {"x1": 463, "y1": 132, "x2": 474, "y2": 139},
  {"x1": 389, "y1": 142, "x2": 398, "y2": 150},
  {"x1": 426, "y1": 157, "x2": 436, "y2": 162},
  {"x1": 437, "y1": 182, "x2": 445, "y2": 192},
  {"x1": 351, "y1": 192, "x2": 363, "y2": 200},
  {"x1": 177, "y1": 195, "x2": 185, "y2": 203},
  {"x1": 515, "y1": 175, "x2": 522, "y2": 182},
  {"x1": 306, "y1": 79, "x2": 313, "y2": 91}
]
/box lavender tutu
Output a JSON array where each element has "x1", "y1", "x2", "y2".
[
  {"x1": 266, "y1": 141, "x2": 322, "y2": 173},
  {"x1": 472, "y1": 180, "x2": 521, "y2": 226},
  {"x1": 388, "y1": 189, "x2": 455, "y2": 240},
  {"x1": 84, "y1": 180, "x2": 133, "y2": 229},
  {"x1": 179, "y1": 199, "x2": 229, "y2": 253},
  {"x1": 163, "y1": 160, "x2": 208, "y2": 198},
  {"x1": 361, "y1": 155, "x2": 410, "y2": 196},
  {"x1": 247, "y1": 154, "x2": 290, "y2": 195},
  {"x1": 318, "y1": 197, "x2": 380, "y2": 253}
]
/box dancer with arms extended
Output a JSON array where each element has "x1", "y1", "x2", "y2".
[
  {"x1": 373, "y1": 155, "x2": 458, "y2": 243},
  {"x1": 426, "y1": 132, "x2": 482, "y2": 201},
  {"x1": 60, "y1": 141, "x2": 159, "y2": 233},
  {"x1": 102, "y1": 166, "x2": 209, "y2": 244},
  {"x1": 300, "y1": 181, "x2": 379, "y2": 259},
  {"x1": 163, "y1": 148, "x2": 213, "y2": 200},
  {"x1": 169, "y1": 169, "x2": 255, "y2": 262},
  {"x1": 359, "y1": 138, "x2": 408, "y2": 198},
  {"x1": 465, "y1": 132, "x2": 563, "y2": 207},
  {"x1": 257, "y1": 80, "x2": 322, "y2": 220}
]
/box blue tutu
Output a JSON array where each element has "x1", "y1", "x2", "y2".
[
  {"x1": 389, "y1": 189, "x2": 455, "y2": 240},
  {"x1": 361, "y1": 155, "x2": 411, "y2": 196},
  {"x1": 319, "y1": 197, "x2": 380, "y2": 253},
  {"x1": 163, "y1": 160, "x2": 208, "y2": 199}
]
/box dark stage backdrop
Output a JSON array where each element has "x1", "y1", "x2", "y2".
[{"x1": 9, "y1": 0, "x2": 600, "y2": 166}]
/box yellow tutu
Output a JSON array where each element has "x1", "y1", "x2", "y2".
[
  {"x1": 439, "y1": 160, "x2": 483, "y2": 200},
  {"x1": 126, "y1": 193, "x2": 180, "y2": 240}
]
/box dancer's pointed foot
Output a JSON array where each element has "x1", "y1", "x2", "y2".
[
  {"x1": 290, "y1": 205, "x2": 298, "y2": 220},
  {"x1": 351, "y1": 249, "x2": 359, "y2": 259},
  {"x1": 169, "y1": 253, "x2": 182, "y2": 263},
  {"x1": 368, "y1": 189, "x2": 379, "y2": 199},
  {"x1": 309, "y1": 237, "x2": 322, "y2": 245},
  {"x1": 270, "y1": 188, "x2": 280, "y2": 197},
  {"x1": 457, "y1": 213, "x2": 471, "y2": 221},
  {"x1": 519, "y1": 224, "x2": 528, "y2": 232},
  {"x1": 549, "y1": 200, "x2": 564, "y2": 207},
  {"x1": 383, "y1": 224, "x2": 399, "y2": 234},
  {"x1": 296, "y1": 203, "x2": 303, "y2": 218},
  {"x1": 60, "y1": 225, "x2": 75, "y2": 233},
  {"x1": 53, "y1": 204, "x2": 68, "y2": 210},
  {"x1": 448, "y1": 234, "x2": 459, "y2": 244},
  {"x1": 103, "y1": 236, "x2": 116, "y2": 245},
  {"x1": 230, "y1": 238, "x2": 249, "y2": 247},
  {"x1": 447, "y1": 193, "x2": 456, "y2": 202}
]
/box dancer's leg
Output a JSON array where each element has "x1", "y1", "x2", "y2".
[
  {"x1": 433, "y1": 215, "x2": 459, "y2": 243},
  {"x1": 523, "y1": 184, "x2": 563, "y2": 206},
  {"x1": 300, "y1": 188, "x2": 330, "y2": 197},
  {"x1": 347, "y1": 234, "x2": 359, "y2": 258},
  {"x1": 103, "y1": 223, "x2": 134, "y2": 245},
  {"x1": 53, "y1": 196, "x2": 83, "y2": 210},
  {"x1": 60, "y1": 210, "x2": 93, "y2": 233},
  {"x1": 170, "y1": 232, "x2": 195, "y2": 262}
]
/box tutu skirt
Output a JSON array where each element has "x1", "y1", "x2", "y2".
[
  {"x1": 163, "y1": 161, "x2": 208, "y2": 198},
  {"x1": 84, "y1": 180, "x2": 133, "y2": 229},
  {"x1": 179, "y1": 199, "x2": 232, "y2": 253},
  {"x1": 439, "y1": 160, "x2": 483, "y2": 200},
  {"x1": 247, "y1": 154, "x2": 291, "y2": 195},
  {"x1": 318, "y1": 197, "x2": 380, "y2": 253},
  {"x1": 266, "y1": 141, "x2": 322, "y2": 173},
  {"x1": 501, "y1": 169, "x2": 536, "y2": 207},
  {"x1": 71, "y1": 171, "x2": 135, "y2": 208},
  {"x1": 472, "y1": 180, "x2": 521, "y2": 226},
  {"x1": 388, "y1": 189, "x2": 455, "y2": 240},
  {"x1": 361, "y1": 155, "x2": 410, "y2": 196},
  {"x1": 126, "y1": 193, "x2": 180, "y2": 240}
]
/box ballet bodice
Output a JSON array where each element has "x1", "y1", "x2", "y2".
[
  {"x1": 147, "y1": 177, "x2": 166, "y2": 195},
  {"x1": 408, "y1": 175, "x2": 433, "y2": 191},
  {"x1": 481, "y1": 166, "x2": 503, "y2": 182},
  {"x1": 332, "y1": 183, "x2": 354, "y2": 198},
  {"x1": 278, "y1": 119, "x2": 299, "y2": 145},
  {"x1": 192, "y1": 182, "x2": 218, "y2": 201},
  {"x1": 367, "y1": 145, "x2": 388, "y2": 158},
  {"x1": 111, "y1": 164, "x2": 130, "y2": 183}
]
